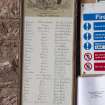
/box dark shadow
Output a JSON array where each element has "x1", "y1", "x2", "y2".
[{"x1": 57, "y1": 0, "x2": 62, "y2": 4}]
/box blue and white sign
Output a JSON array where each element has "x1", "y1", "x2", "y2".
[
  {"x1": 84, "y1": 42, "x2": 92, "y2": 50},
  {"x1": 83, "y1": 23, "x2": 91, "y2": 30},
  {"x1": 84, "y1": 33, "x2": 91, "y2": 40},
  {"x1": 83, "y1": 13, "x2": 105, "y2": 21},
  {"x1": 94, "y1": 42, "x2": 105, "y2": 50},
  {"x1": 94, "y1": 32, "x2": 105, "y2": 40},
  {"x1": 94, "y1": 22, "x2": 105, "y2": 30}
]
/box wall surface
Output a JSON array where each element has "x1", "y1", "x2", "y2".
[{"x1": 0, "y1": 0, "x2": 22, "y2": 105}]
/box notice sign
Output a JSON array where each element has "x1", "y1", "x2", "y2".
[{"x1": 81, "y1": 3, "x2": 105, "y2": 75}]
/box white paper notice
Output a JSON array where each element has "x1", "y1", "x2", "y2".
[
  {"x1": 81, "y1": 3, "x2": 105, "y2": 75},
  {"x1": 78, "y1": 76, "x2": 105, "y2": 105},
  {"x1": 22, "y1": 17, "x2": 74, "y2": 105},
  {"x1": 97, "y1": 0, "x2": 105, "y2": 3}
]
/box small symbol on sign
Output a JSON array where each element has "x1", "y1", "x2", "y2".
[
  {"x1": 84, "y1": 42, "x2": 91, "y2": 50},
  {"x1": 84, "y1": 23, "x2": 91, "y2": 30},
  {"x1": 84, "y1": 63, "x2": 92, "y2": 71},
  {"x1": 84, "y1": 53, "x2": 92, "y2": 61},
  {"x1": 84, "y1": 33, "x2": 91, "y2": 40}
]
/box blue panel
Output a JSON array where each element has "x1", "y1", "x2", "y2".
[
  {"x1": 94, "y1": 42, "x2": 105, "y2": 50},
  {"x1": 94, "y1": 22, "x2": 105, "y2": 30},
  {"x1": 83, "y1": 13, "x2": 105, "y2": 21},
  {"x1": 94, "y1": 32, "x2": 105, "y2": 40}
]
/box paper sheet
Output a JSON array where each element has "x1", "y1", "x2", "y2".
[
  {"x1": 22, "y1": 17, "x2": 74, "y2": 105},
  {"x1": 24, "y1": 0, "x2": 74, "y2": 17},
  {"x1": 78, "y1": 76, "x2": 105, "y2": 105}
]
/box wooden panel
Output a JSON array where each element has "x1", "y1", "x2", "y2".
[{"x1": 81, "y1": 0, "x2": 96, "y2": 3}]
